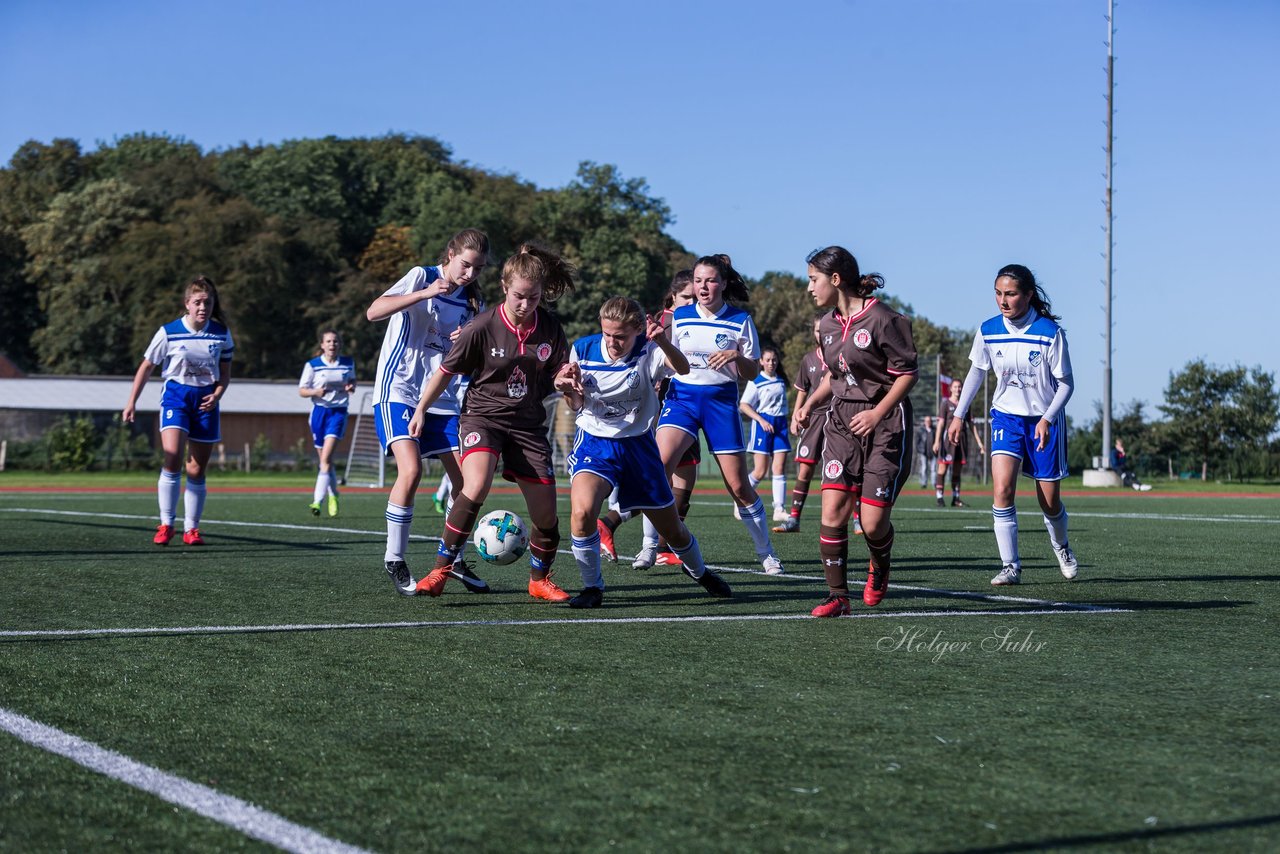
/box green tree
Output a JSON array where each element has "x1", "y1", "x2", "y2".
[{"x1": 1159, "y1": 359, "x2": 1280, "y2": 480}]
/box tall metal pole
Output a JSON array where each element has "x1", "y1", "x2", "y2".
[{"x1": 1101, "y1": 0, "x2": 1115, "y2": 467}]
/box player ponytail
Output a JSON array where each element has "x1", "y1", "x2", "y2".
[
  {"x1": 184, "y1": 275, "x2": 226, "y2": 324},
  {"x1": 996, "y1": 264, "x2": 1061, "y2": 323},
  {"x1": 502, "y1": 243, "x2": 577, "y2": 302},
  {"x1": 439, "y1": 228, "x2": 490, "y2": 316},
  {"x1": 599, "y1": 296, "x2": 646, "y2": 331},
  {"x1": 806, "y1": 246, "x2": 884, "y2": 299},
  {"x1": 694, "y1": 254, "x2": 749, "y2": 303}
]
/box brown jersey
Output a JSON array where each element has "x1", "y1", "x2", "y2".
[
  {"x1": 937, "y1": 396, "x2": 971, "y2": 452},
  {"x1": 818, "y1": 299, "x2": 918, "y2": 404},
  {"x1": 795, "y1": 349, "x2": 831, "y2": 415},
  {"x1": 441, "y1": 304, "x2": 568, "y2": 428}
]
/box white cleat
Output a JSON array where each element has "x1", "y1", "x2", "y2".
[
  {"x1": 772, "y1": 506, "x2": 789, "y2": 522},
  {"x1": 761, "y1": 554, "x2": 785, "y2": 576},
  {"x1": 632, "y1": 545, "x2": 657, "y2": 570},
  {"x1": 991, "y1": 564, "x2": 1022, "y2": 586},
  {"x1": 1054, "y1": 544, "x2": 1079, "y2": 580}
]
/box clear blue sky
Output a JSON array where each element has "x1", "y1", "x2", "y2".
[{"x1": 3, "y1": 0, "x2": 1277, "y2": 420}]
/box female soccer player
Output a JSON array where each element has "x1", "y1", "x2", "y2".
[
  {"x1": 366, "y1": 228, "x2": 490, "y2": 596},
  {"x1": 651, "y1": 254, "x2": 785, "y2": 576},
  {"x1": 409, "y1": 243, "x2": 577, "y2": 601},
  {"x1": 122, "y1": 275, "x2": 234, "y2": 546},
  {"x1": 932, "y1": 378, "x2": 985, "y2": 508},
  {"x1": 946, "y1": 264, "x2": 1078, "y2": 585},
  {"x1": 794, "y1": 246, "x2": 918, "y2": 615},
  {"x1": 740, "y1": 347, "x2": 791, "y2": 523},
  {"x1": 559, "y1": 296, "x2": 732, "y2": 607},
  {"x1": 298, "y1": 329, "x2": 356, "y2": 517}
]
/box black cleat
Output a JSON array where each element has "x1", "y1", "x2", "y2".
[
  {"x1": 951, "y1": 498, "x2": 967, "y2": 508},
  {"x1": 569, "y1": 587, "x2": 604, "y2": 609},
  {"x1": 448, "y1": 561, "x2": 490, "y2": 594},
  {"x1": 936, "y1": 497, "x2": 945, "y2": 507},
  {"x1": 695, "y1": 570, "x2": 733, "y2": 598},
  {"x1": 385, "y1": 560, "x2": 416, "y2": 597}
]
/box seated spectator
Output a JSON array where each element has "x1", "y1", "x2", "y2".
[{"x1": 1111, "y1": 439, "x2": 1152, "y2": 491}]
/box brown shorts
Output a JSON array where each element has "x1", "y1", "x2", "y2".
[
  {"x1": 794, "y1": 412, "x2": 827, "y2": 465},
  {"x1": 458, "y1": 416, "x2": 556, "y2": 485},
  {"x1": 677, "y1": 439, "x2": 701, "y2": 469},
  {"x1": 939, "y1": 440, "x2": 967, "y2": 467},
  {"x1": 819, "y1": 398, "x2": 914, "y2": 507}
]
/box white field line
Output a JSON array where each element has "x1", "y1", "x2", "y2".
[{"x1": 0, "y1": 707, "x2": 370, "y2": 854}]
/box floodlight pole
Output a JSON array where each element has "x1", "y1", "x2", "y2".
[{"x1": 1101, "y1": 0, "x2": 1115, "y2": 466}]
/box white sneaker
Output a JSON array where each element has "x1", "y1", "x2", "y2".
[
  {"x1": 1054, "y1": 544, "x2": 1079, "y2": 580},
  {"x1": 991, "y1": 564, "x2": 1021, "y2": 586},
  {"x1": 632, "y1": 544, "x2": 657, "y2": 570},
  {"x1": 772, "y1": 506, "x2": 789, "y2": 522},
  {"x1": 1137, "y1": 483, "x2": 1152, "y2": 492},
  {"x1": 732, "y1": 504, "x2": 741, "y2": 520},
  {"x1": 761, "y1": 554, "x2": 784, "y2": 576}
]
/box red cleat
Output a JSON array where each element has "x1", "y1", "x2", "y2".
[
  {"x1": 597, "y1": 519, "x2": 617, "y2": 562},
  {"x1": 528, "y1": 574, "x2": 571, "y2": 602},
  {"x1": 863, "y1": 562, "x2": 890, "y2": 606},
  {"x1": 181, "y1": 528, "x2": 204, "y2": 546},
  {"x1": 811, "y1": 594, "x2": 851, "y2": 618},
  {"x1": 655, "y1": 551, "x2": 682, "y2": 566},
  {"x1": 154, "y1": 524, "x2": 174, "y2": 545},
  {"x1": 416, "y1": 567, "x2": 450, "y2": 597}
]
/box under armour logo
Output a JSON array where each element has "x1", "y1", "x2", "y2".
[{"x1": 491, "y1": 348, "x2": 505, "y2": 357}]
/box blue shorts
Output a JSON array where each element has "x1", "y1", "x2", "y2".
[
  {"x1": 309, "y1": 407, "x2": 348, "y2": 448},
  {"x1": 567, "y1": 430, "x2": 674, "y2": 513},
  {"x1": 657, "y1": 382, "x2": 744, "y2": 454},
  {"x1": 989, "y1": 409, "x2": 1068, "y2": 481},
  {"x1": 749, "y1": 415, "x2": 791, "y2": 455},
  {"x1": 160, "y1": 382, "x2": 220, "y2": 443},
  {"x1": 374, "y1": 403, "x2": 458, "y2": 458}
]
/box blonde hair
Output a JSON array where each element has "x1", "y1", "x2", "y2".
[
  {"x1": 501, "y1": 243, "x2": 576, "y2": 302},
  {"x1": 599, "y1": 296, "x2": 645, "y2": 330}
]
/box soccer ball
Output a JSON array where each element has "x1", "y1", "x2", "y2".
[{"x1": 473, "y1": 509, "x2": 529, "y2": 565}]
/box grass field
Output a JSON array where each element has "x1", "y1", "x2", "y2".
[{"x1": 2, "y1": 479, "x2": 1278, "y2": 852}]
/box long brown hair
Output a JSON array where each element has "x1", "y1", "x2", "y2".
[
  {"x1": 184, "y1": 275, "x2": 226, "y2": 324},
  {"x1": 996, "y1": 264, "x2": 1061, "y2": 323},
  {"x1": 805, "y1": 246, "x2": 884, "y2": 299},
  {"x1": 501, "y1": 243, "x2": 576, "y2": 302},
  {"x1": 438, "y1": 228, "x2": 490, "y2": 315},
  {"x1": 693, "y1": 254, "x2": 749, "y2": 303}
]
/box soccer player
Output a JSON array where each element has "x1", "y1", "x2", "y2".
[
  {"x1": 794, "y1": 247, "x2": 918, "y2": 615},
  {"x1": 559, "y1": 296, "x2": 733, "y2": 607},
  {"x1": 740, "y1": 347, "x2": 792, "y2": 523},
  {"x1": 410, "y1": 243, "x2": 577, "y2": 601},
  {"x1": 298, "y1": 329, "x2": 356, "y2": 517},
  {"x1": 947, "y1": 264, "x2": 1078, "y2": 585},
  {"x1": 122, "y1": 275, "x2": 234, "y2": 546},
  {"x1": 650, "y1": 254, "x2": 785, "y2": 576},
  {"x1": 366, "y1": 228, "x2": 491, "y2": 597},
  {"x1": 932, "y1": 378, "x2": 985, "y2": 507}
]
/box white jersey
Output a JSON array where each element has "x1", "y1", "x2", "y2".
[
  {"x1": 668, "y1": 302, "x2": 760, "y2": 387},
  {"x1": 372, "y1": 265, "x2": 482, "y2": 414},
  {"x1": 968, "y1": 309, "x2": 1072, "y2": 417},
  {"x1": 570, "y1": 334, "x2": 671, "y2": 439},
  {"x1": 299, "y1": 355, "x2": 356, "y2": 409},
  {"x1": 740, "y1": 373, "x2": 788, "y2": 417},
  {"x1": 143, "y1": 317, "x2": 234, "y2": 387}
]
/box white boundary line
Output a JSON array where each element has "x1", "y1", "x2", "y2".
[{"x1": 0, "y1": 707, "x2": 370, "y2": 854}]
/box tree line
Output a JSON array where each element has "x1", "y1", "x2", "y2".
[{"x1": 1, "y1": 133, "x2": 1275, "y2": 479}]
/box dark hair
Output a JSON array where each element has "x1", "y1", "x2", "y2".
[
  {"x1": 805, "y1": 246, "x2": 884, "y2": 299},
  {"x1": 502, "y1": 242, "x2": 576, "y2": 302},
  {"x1": 760, "y1": 345, "x2": 789, "y2": 386},
  {"x1": 315, "y1": 328, "x2": 341, "y2": 357},
  {"x1": 183, "y1": 275, "x2": 226, "y2": 324},
  {"x1": 693, "y1": 254, "x2": 749, "y2": 303},
  {"x1": 662, "y1": 269, "x2": 694, "y2": 310},
  {"x1": 996, "y1": 264, "x2": 1060, "y2": 323},
  {"x1": 438, "y1": 228, "x2": 490, "y2": 315}
]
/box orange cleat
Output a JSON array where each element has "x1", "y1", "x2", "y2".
[
  {"x1": 416, "y1": 567, "x2": 450, "y2": 597},
  {"x1": 655, "y1": 551, "x2": 682, "y2": 566},
  {"x1": 597, "y1": 519, "x2": 617, "y2": 562},
  {"x1": 528, "y1": 574, "x2": 571, "y2": 602},
  {"x1": 154, "y1": 524, "x2": 175, "y2": 545},
  {"x1": 863, "y1": 562, "x2": 889, "y2": 607},
  {"x1": 811, "y1": 594, "x2": 851, "y2": 618},
  {"x1": 181, "y1": 528, "x2": 205, "y2": 546}
]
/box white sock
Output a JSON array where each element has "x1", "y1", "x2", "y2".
[
  {"x1": 607, "y1": 485, "x2": 622, "y2": 512},
  {"x1": 571, "y1": 530, "x2": 604, "y2": 590},
  {"x1": 671, "y1": 534, "x2": 706, "y2": 579},
  {"x1": 738, "y1": 498, "x2": 774, "y2": 557},
  {"x1": 385, "y1": 501, "x2": 413, "y2": 562},
  {"x1": 641, "y1": 514, "x2": 659, "y2": 548},
  {"x1": 748, "y1": 473, "x2": 761, "y2": 492},
  {"x1": 158, "y1": 470, "x2": 180, "y2": 526},
  {"x1": 993, "y1": 505, "x2": 1019, "y2": 567},
  {"x1": 435, "y1": 474, "x2": 451, "y2": 502},
  {"x1": 772, "y1": 475, "x2": 787, "y2": 511},
  {"x1": 184, "y1": 476, "x2": 207, "y2": 530},
  {"x1": 1043, "y1": 506, "x2": 1069, "y2": 550},
  {"x1": 313, "y1": 471, "x2": 328, "y2": 504}
]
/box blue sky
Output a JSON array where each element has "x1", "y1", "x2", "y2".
[{"x1": 2, "y1": 0, "x2": 1277, "y2": 420}]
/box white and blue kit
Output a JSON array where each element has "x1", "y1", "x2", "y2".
[
  {"x1": 299, "y1": 355, "x2": 356, "y2": 448},
  {"x1": 143, "y1": 317, "x2": 235, "y2": 443},
  {"x1": 967, "y1": 309, "x2": 1072, "y2": 481},
  {"x1": 372, "y1": 265, "x2": 482, "y2": 457},
  {"x1": 741, "y1": 373, "x2": 791, "y2": 456},
  {"x1": 658, "y1": 302, "x2": 760, "y2": 454},
  {"x1": 566, "y1": 335, "x2": 674, "y2": 513}
]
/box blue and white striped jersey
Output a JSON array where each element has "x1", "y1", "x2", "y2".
[
  {"x1": 299, "y1": 355, "x2": 356, "y2": 409},
  {"x1": 143, "y1": 317, "x2": 234, "y2": 387},
  {"x1": 570, "y1": 335, "x2": 671, "y2": 439},
  {"x1": 967, "y1": 309, "x2": 1072, "y2": 417},
  {"x1": 373, "y1": 265, "x2": 483, "y2": 414},
  {"x1": 740, "y1": 373, "x2": 789, "y2": 417},
  {"x1": 668, "y1": 302, "x2": 760, "y2": 387}
]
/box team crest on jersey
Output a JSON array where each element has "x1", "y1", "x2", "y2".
[
  {"x1": 714, "y1": 333, "x2": 733, "y2": 350},
  {"x1": 536, "y1": 342, "x2": 552, "y2": 362},
  {"x1": 507, "y1": 367, "x2": 528, "y2": 399},
  {"x1": 625, "y1": 370, "x2": 639, "y2": 389},
  {"x1": 463, "y1": 431, "x2": 481, "y2": 448},
  {"x1": 853, "y1": 328, "x2": 872, "y2": 349},
  {"x1": 799, "y1": 445, "x2": 810, "y2": 458},
  {"x1": 824, "y1": 460, "x2": 844, "y2": 479},
  {"x1": 1028, "y1": 350, "x2": 1042, "y2": 367}
]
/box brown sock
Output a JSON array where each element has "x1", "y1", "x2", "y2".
[
  {"x1": 818, "y1": 523, "x2": 849, "y2": 595},
  {"x1": 529, "y1": 520, "x2": 560, "y2": 578},
  {"x1": 436, "y1": 495, "x2": 481, "y2": 568}
]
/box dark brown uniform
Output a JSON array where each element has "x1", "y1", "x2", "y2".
[
  {"x1": 441, "y1": 304, "x2": 568, "y2": 484},
  {"x1": 793, "y1": 348, "x2": 830, "y2": 465},
  {"x1": 818, "y1": 299, "x2": 918, "y2": 507},
  {"x1": 936, "y1": 396, "x2": 970, "y2": 465}
]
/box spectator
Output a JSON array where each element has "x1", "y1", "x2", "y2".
[{"x1": 1111, "y1": 439, "x2": 1152, "y2": 491}]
